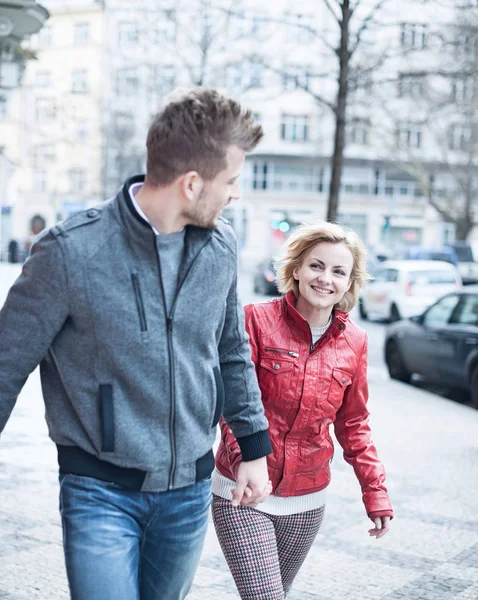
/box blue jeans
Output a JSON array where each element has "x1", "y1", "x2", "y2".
[{"x1": 59, "y1": 472, "x2": 211, "y2": 600}]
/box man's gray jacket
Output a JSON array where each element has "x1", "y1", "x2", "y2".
[{"x1": 0, "y1": 175, "x2": 271, "y2": 491}]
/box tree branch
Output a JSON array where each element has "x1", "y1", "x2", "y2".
[{"x1": 350, "y1": 0, "x2": 390, "y2": 55}]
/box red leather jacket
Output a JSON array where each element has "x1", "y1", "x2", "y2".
[{"x1": 215, "y1": 291, "x2": 393, "y2": 519}]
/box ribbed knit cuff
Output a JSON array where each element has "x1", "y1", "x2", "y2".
[{"x1": 237, "y1": 429, "x2": 272, "y2": 462}]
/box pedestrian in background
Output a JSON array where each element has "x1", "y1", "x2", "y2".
[
  {"x1": 213, "y1": 221, "x2": 393, "y2": 599},
  {"x1": 0, "y1": 88, "x2": 272, "y2": 600},
  {"x1": 24, "y1": 213, "x2": 46, "y2": 256}
]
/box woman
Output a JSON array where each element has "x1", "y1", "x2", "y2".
[{"x1": 212, "y1": 221, "x2": 393, "y2": 599}]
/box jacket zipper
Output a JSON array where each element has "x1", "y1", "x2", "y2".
[
  {"x1": 131, "y1": 274, "x2": 148, "y2": 332},
  {"x1": 264, "y1": 347, "x2": 299, "y2": 358},
  {"x1": 156, "y1": 235, "x2": 213, "y2": 490}
]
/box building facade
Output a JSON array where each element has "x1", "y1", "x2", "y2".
[{"x1": 3, "y1": 0, "x2": 477, "y2": 264}]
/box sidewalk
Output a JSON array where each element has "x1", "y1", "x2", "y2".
[{"x1": 1, "y1": 364, "x2": 477, "y2": 599}]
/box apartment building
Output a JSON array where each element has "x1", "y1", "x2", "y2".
[
  {"x1": 2, "y1": 0, "x2": 105, "y2": 251},
  {"x1": 3, "y1": 0, "x2": 476, "y2": 263}
]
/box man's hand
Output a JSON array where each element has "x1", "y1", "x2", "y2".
[
  {"x1": 368, "y1": 516, "x2": 391, "y2": 539},
  {"x1": 232, "y1": 457, "x2": 271, "y2": 507}
]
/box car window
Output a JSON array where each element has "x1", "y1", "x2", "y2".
[
  {"x1": 409, "y1": 270, "x2": 456, "y2": 285},
  {"x1": 450, "y1": 295, "x2": 478, "y2": 327},
  {"x1": 423, "y1": 294, "x2": 461, "y2": 327},
  {"x1": 372, "y1": 269, "x2": 388, "y2": 283},
  {"x1": 452, "y1": 245, "x2": 474, "y2": 262},
  {"x1": 386, "y1": 269, "x2": 399, "y2": 282}
]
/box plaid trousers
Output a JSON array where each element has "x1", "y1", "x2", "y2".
[{"x1": 212, "y1": 494, "x2": 325, "y2": 599}]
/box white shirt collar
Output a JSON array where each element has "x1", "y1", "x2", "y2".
[{"x1": 128, "y1": 182, "x2": 160, "y2": 235}]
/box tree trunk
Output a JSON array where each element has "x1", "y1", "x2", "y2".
[
  {"x1": 327, "y1": 1, "x2": 350, "y2": 223},
  {"x1": 455, "y1": 218, "x2": 474, "y2": 241}
]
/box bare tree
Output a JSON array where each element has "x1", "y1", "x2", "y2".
[{"x1": 385, "y1": 4, "x2": 478, "y2": 241}]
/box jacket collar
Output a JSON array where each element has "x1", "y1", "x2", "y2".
[
  {"x1": 115, "y1": 175, "x2": 213, "y2": 269},
  {"x1": 283, "y1": 290, "x2": 349, "y2": 340}
]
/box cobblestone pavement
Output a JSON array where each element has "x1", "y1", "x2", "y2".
[{"x1": 1, "y1": 265, "x2": 478, "y2": 599}]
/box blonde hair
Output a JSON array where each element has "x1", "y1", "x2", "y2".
[{"x1": 276, "y1": 221, "x2": 371, "y2": 313}]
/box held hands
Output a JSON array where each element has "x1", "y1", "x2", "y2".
[
  {"x1": 232, "y1": 457, "x2": 272, "y2": 507},
  {"x1": 368, "y1": 516, "x2": 391, "y2": 539}
]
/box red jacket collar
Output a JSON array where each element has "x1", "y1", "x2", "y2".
[{"x1": 283, "y1": 290, "x2": 349, "y2": 339}]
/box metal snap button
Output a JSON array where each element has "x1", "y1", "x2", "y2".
[
  {"x1": 274, "y1": 364, "x2": 280, "y2": 370},
  {"x1": 87, "y1": 209, "x2": 98, "y2": 218},
  {"x1": 276, "y1": 489, "x2": 282, "y2": 495},
  {"x1": 338, "y1": 324, "x2": 344, "y2": 330},
  {"x1": 341, "y1": 377, "x2": 347, "y2": 384}
]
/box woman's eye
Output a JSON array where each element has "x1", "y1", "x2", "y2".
[{"x1": 335, "y1": 270, "x2": 345, "y2": 276}]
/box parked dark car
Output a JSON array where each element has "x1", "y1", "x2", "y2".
[
  {"x1": 384, "y1": 287, "x2": 478, "y2": 408},
  {"x1": 253, "y1": 258, "x2": 280, "y2": 295}
]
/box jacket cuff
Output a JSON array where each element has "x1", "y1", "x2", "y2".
[
  {"x1": 236, "y1": 429, "x2": 272, "y2": 462},
  {"x1": 368, "y1": 510, "x2": 394, "y2": 521}
]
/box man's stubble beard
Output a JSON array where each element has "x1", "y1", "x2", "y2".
[{"x1": 185, "y1": 187, "x2": 221, "y2": 230}]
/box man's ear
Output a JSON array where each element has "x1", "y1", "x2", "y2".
[{"x1": 179, "y1": 171, "x2": 203, "y2": 202}]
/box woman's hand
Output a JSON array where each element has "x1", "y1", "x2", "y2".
[{"x1": 368, "y1": 516, "x2": 390, "y2": 539}]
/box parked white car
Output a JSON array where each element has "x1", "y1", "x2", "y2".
[{"x1": 360, "y1": 260, "x2": 462, "y2": 322}]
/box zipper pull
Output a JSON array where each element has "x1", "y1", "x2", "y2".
[{"x1": 288, "y1": 351, "x2": 299, "y2": 358}]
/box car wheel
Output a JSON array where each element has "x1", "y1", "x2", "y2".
[
  {"x1": 389, "y1": 303, "x2": 401, "y2": 322},
  {"x1": 471, "y1": 366, "x2": 478, "y2": 409},
  {"x1": 385, "y1": 340, "x2": 411, "y2": 383},
  {"x1": 359, "y1": 299, "x2": 368, "y2": 320}
]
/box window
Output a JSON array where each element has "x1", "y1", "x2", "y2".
[
  {"x1": 409, "y1": 270, "x2": 456, "y2": 285},
  {"x1": 154, "y1": 64, "x2": 175, "y2": 93},
  {"x1": 116, "y1": 68, "x2": 138, "y2": 95},
  {"x1": 33, "y1": 170, "x2": 48, "y2": 192},
  {"x1": 118, "y1": 21, "x2": 138, "y2": 45},
  {"x1": 230, "y1": 12, "x2": 265, "y2": 39},
  {"x1": 76, "y1": 120, "x2": 89, "y2": 142},
  {"x1": 0, "y1": 97, "x2": 7, "y2": 119},
  {"x1": 456, "y1": 0, "x2": 478, "y2": 7},
  {"x1": 156, "y1": 10, "x2": 176, "y2": 42},
  {"x1": 285, "y1": 13, "x2": 313, "y2": 43},
  {"x1": 35, "y1": 97, "x2": 56, "y2": 120},
  {"x1": 227, "y1": 63, "x2": 243, "y2": 89},
  {"x1": 451, "y1": 295, "x2": 478, "y2": 326},
  {"x1": 283, "y1": 66, "x2": 310, "y2": 91},
  {"x1": 113, "y1": 111, "x2": 135, "y2": 141},
  {"x1": 348, "y1": 120, "x2": 370, "y2": 145},
  {"x1": 36, "y1": 70, "x2": 51, "y2": 87},
  {"x1": 39, "y1": 25, "x2": 52, "y2": 47},
  {"x1": 449, "y1": 124, "x2": 472, "y2": 151},
  {"x1": 69, "y1": 168, "x2": 86, "y2": 193},
  {"x1": 32, "y1": 145, "x2": 55, "y2": 168},
  {"x1": 398, "y1": 73, "x2": 424, "y2": 97},
  {"x1": 400, "y1": 23, "x2": 428, "y2": 49},
  {"x1": 280, "y1": 114, "x2": 309, "y2": 142},
  {"x1": 423, "y1": 294, "x2": 460, "y2": 327},
  {"x1": 397, "y1": 123, "x2": 422, "y2": 149},
  {"x1": 74, "y1": 22, "x2": 90, "y2": 45},
  {"x1": 227, "y1": 62, "x2": 263, "y2": 90},
  {"x1": 453, "y1": 77, "x2": 475, "y2": 103},
  {"x1": 72, "y1": 70, "x2": 88, "y2": 94},
  {"x1": 455, "y1": 29, "x2": 478, "y2": 56},
  {"x1": 252, "y1": 162, "x2": 268, "y2": 190},
  {"x1": 249, "y1": 62, "x2": 263, "y2": 89}
]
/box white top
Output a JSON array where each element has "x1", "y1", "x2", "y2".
[{"x1": 211, "y1": 315, "x2": 333, "y2": 515}]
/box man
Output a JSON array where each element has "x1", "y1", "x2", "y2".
[{"x1": 0, "y1": 88, "x2": 272, "y2": 600}]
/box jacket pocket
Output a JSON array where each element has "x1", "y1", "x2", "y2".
[
  {"x1": 328, "y1": 368, "x2": 353, "y2": 408},
  {"x1": 212, "y1": 366, "x2": 225, "y2": 427},
  {"x1": 99, "y1": 384, "x2": 115, "y2": 452},
  {"x1": 131, "y1": 273, "x2": 148, "y2": 332},
  {"x1": 260, "y1": 358, "x2": 295, "y2": 375}
]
